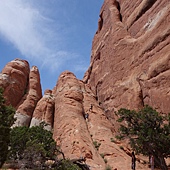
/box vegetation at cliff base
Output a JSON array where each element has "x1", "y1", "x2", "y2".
[
  {"x1": 0, "y1": 88, "x2": 15, "y2": 168},
  {"x1": 55, "y1": 159, "x2": 81, "y2": 170},
  {"x1": 8, "y1": 124, "x2": 57, "y2": 169},
  {"x1": 116, "y1": 105, "x2": 170, "y2": 170},
  {"x1": 7, "y1": 124, "x2": 87, "y2": 170}
]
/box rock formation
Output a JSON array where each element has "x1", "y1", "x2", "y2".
[
  {"x1": 0, "y1": 0, "x2": 170, "y2": 169},
  {"x1": 84, "y1": 0, "x2": 170, "y2": 119},
  {"x1": 30, "y1": 89, "x2": 54, "y2": 131},
  {"x1": 13, "y1": 66, "x2": 42, "y2": 127},
  {"x1": 0, "y1": 59, "x2": 30, "y2": 107}
]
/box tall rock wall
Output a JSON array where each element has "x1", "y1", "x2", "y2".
[
  {"x1": 84, "y1": 0, "x2": 170, "y2": 116},
  {"x1": 13, "y1": 66, "x2": 42, "y2": 127}
]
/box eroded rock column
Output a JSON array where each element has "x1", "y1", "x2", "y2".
[
  {"x1": 13, "y1": 66, "x2": 42, "y2": 127},
  {"x1": 30, "y1": 89, "x2": 55, "y2": 131},
  {"x1": 53, "y1": 71, "x2": 105, "y2": 170}
]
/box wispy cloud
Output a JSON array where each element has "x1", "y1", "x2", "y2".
[
  {"x1": 0, "y1": 0, "x2": 50, "y2": 59},
  {"x1": 0, "y1": 0, "x2": 88, "y2": 76}
]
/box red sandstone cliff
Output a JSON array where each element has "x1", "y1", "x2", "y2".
[
  {"x1": 0, "y1": 0, "x2": 170, "y2": 169},
  {"x1": 84, "y1": 0, "x2": 170, "y2": 115},
  {"x1": 83, "y1": 0, "x2": 170, "y2": 136},
  {"x1": 52, "y1": 71, "x2": 151, "y2": 169}
]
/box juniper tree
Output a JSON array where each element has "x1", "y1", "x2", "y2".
[
  {"x1": 8, "y1": 124, "x2": 56, "y2": 169},
  {"x1": 116, "y1": 105, "x2": 170, "y2": 170}
]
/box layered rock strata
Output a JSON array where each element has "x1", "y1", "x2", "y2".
[{"x1": 84, "y1": 0, "x2": 170, "y2": 117}]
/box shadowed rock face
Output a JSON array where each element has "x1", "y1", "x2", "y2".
[{"x1": 0, "y1": 0, "x2": 170, "y2": 169}]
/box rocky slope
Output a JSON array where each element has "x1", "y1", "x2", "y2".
[{"x1": 0, "y1": 0, "x2": 170, "y2": 169}]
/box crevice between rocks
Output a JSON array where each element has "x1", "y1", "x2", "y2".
[
  {"x1": 140, "y1": 28, "x2": 170, "y2": 58},
  {"x1": 134, "y1": 0, "x2": 157, "y2": 23},
  {"x1": 116, "y1": 0, "x2": 122, "y2": 22},
  {"x1": 128, "y1": 0, "x2": 157, "y2": 29}
]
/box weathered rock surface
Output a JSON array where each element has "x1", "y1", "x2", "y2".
[
  {"x1": 53, "y1": 71, "x2": 149, "y2": 170},
  {"x1": 30, "y1": 89, "x2": 54, "y2": 131},
  {"x1": 0, "y1": 59, "x2": 29, "y2": 107},
  {"x1": 84, "y1": 0, "x2": 170, "y2": 116},
  {"x1": 13, "y1": 66, "x2": 42, "y2": 127},
  {"x1": 53, "y1": 71, "x2": 105, "y2": 170}
]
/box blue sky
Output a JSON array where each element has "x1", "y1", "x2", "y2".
[{"x1": 0, "y1": 0, "x2": 104, "y2": 93}]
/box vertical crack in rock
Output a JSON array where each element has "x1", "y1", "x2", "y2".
[
  {"x1": 116, "y1": 0, "x2": 122, "y2": 22},
  {"x1": 135, "y1": 0, "x2": 157, "y2": 23},
  {"x1": 109, "y1": 0, "x2": 123, "y2": 23},
  {"x1": 98, "y1": 12, "x2": 104, "y2": 33}
]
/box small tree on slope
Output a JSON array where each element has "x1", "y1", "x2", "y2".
[{"x1": 116, "y1": 105, "x2": 170, "y2": 170}]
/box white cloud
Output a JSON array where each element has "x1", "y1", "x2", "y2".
[
  {"x1": 0, "y1": 1, "x2": 76, "y2": 62},
  {"x1": 0, "y1": 0, "x2": 51, "y2": 59},
  {"x1": 42, "y1": 51, "x2": 81, "y2": 73}
]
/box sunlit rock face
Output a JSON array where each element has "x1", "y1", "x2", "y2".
[
  {"x1": 53, "y1": 71, "x2": 105, "y2": 170},
  {"x1": 30, "y1": 89, "x2": 55, "y2": 131},
  {"x1": 84, "y1": 0, "x2": 170, "y2": 118},
  {"x1": 0, "y1": 59, "x2": 30, "y2": 107},
  {"x1": 13, "y1": 66, "x2": 42, "y2": 127},
  {"x1": 52, "y1": 71, "x2": 150, "y2": 170}
]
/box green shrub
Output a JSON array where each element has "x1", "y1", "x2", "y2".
[
  {"x1": 116, "y1": 105, "x2": 170, "y2": 169},
  {"x1": 55, "y1": 159, "x2": 81, "y2": 170},
  {"x1": 110, "y1": 137, "x2": 115, "y2": 143},
  {"x1": 119, "y1": 146, "x2": 124, "y2": 150},
  {"x1": 105, "y1": 165, "x2": 112, "y2": 170},
  {"x1": 104, "y1": 158, "x2": 107, "y2": 164},
  {"x1": 93, "y1": 141, "x2": 101, "y2": 150},
  {"x1": 100, "y1": 153, "x2": 104, "y2": 159},
  {"x1": 0, "y1": 88, "x2": 15, "y2": 168},
  {"x1": 8, "y1": 125, "x2": 57, "y2": 169}
]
